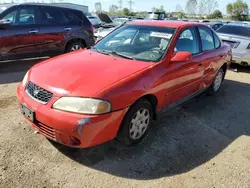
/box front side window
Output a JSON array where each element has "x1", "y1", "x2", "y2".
[
  {"x1": 1, "y1": 7, "x2": 36, "y2": 25},
  {"x1": 94, "y1": 25, "x2": 176, "y2": 62},
  {"x1": 198, "y1": 27, "x2": 215, "y2": 51},
  {"x1": 175, "y1": 28, "x2": 199, "y2": 55}
]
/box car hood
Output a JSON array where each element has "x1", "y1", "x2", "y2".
[
  {"x1": 97, "y1": 13, "x2": 113, "y2": 23},
  {"x1": 29, "y1": 50, "x2": 153, "y2": 97}
]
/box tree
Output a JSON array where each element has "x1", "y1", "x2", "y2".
[
  {"x1": 198, "y1": 0, "x2": 206, "y2": 15},
  {"x1": 204, "y1": 0, "x2": 218, "y2": 14},
  {"x1": 122, "y1": 8, "x2": 130, "y2": 16},
  {"x1": 213, "y1": 10, "x2": 223, "y2": 18},
  {"x1": 207, "y1": 9, "x2": 223, "y2": 19},
  {"x1": 185, "y1": 0, "x2": 198, "y2": 15},
  {"x1": 152, "y1": 5, "x2": 165, "y2": 13},
  {"x1": 175, "y1": 4, "x2": 184, "y2": 12},
  {"x1": 226, "y1": 3, "x2": 233, "y2": 15},
  {"x1": 95, "y1": 2, "x2": 102, "y2": 13},
  {"x1": 109, "y1": 4, "x2": 119, "y2": 13},
  {"x1": 226, "y1": 0, "x2": 249, "y2": 21}
]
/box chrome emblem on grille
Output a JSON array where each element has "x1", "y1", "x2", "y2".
[{"x1": 33, "y1": 90, "x2": 40, "y2": 96}]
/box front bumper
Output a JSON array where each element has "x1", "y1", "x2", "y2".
[
  {"x1": 17, "y1": 83, "x2": 128, "y2": 148},
  {"x1": 232, "y1": 52, "x2": 250, "y2": 66}
]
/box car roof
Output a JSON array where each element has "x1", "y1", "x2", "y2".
[
  {"x1": 8, "y1": 3, "x2": 80, "y2": 10},
  {"x1": 127, "y1": 20, "x2": 205, "y2": 28}
]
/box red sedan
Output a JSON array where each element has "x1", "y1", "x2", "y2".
[{"x1": 17, "y1": 21, "x2": 232, "y2": 148}]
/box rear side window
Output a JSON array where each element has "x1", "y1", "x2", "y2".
[
  {"x1": 217, "y1": 25, "x2": 250, "y2": 37},
  {"x1": 40, "y1": 7, "x2": 67, "y2": 25},
  {"x1": 63, "y1": 9, "x2": 82, "y2": 25},
  {"x1": 198, "y1": 27, "x2": 215, "y2": 51}
]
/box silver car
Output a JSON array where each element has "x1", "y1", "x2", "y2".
[{"x1": 217, "y1": 24, "x2": 250, "y2": 66}]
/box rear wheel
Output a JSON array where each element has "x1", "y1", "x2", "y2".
[
  {"x1": 206, "y1": 68, "x2": 224, "y2": 96},
  {"x1": 117, "y1": 99, "x2": 153, "y2": 146},
  {"x1": 66, "y1": 41, "x2": 85, "y2": 53}
]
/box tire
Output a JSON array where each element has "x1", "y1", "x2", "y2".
[
  {"x1": 206, "y1": 68, "x2": 224, "y2": 96},
  {"x1": 66, "y1": 41, "x2": 85, "y2": 53},
  {"x1": 117, "y1": 99, "x2": 153, "y2": 146}
]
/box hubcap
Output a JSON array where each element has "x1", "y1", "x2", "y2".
[
  {"x1": 213, "y1": 71, "x2": 223, "y2": 91},
  {"x1": 70, "y1": 45, "x2": 82, "y2": 51},
  {"x1": 129, "y1": 108, "x2": 150, "y2": 140}
]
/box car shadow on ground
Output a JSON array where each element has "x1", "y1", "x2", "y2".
[
  {"x1": 0, "y1": 57, "x2": 47, "y2": 85},
  {"x1": 230, "y1": 63, "x2": 250, "y2": 73},
  {"x1": 51, "y1": 76, "x2": 250, "y2": 180}
]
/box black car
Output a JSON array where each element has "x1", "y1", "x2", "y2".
[{"x1": 0, "y1": 4, "x2": 95, "y2": 61}]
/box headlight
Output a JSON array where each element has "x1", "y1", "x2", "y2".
[
  {"x1": 53, "y1": 97, "x2": 111, "y2": 115},
  {"x1": 22, "y1": 70, "x2": 29, "y2": 87}
]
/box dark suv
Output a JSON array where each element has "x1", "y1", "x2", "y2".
[{"x1": 0, "y1": 4, "x2": 95, "y2": 61}]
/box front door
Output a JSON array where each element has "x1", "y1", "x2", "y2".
[
  {"x1": 0, "y1": 5, "x2": 43, "y2": 60},
  {"x1": 164, "y1": 27, "x2": 204, "y2": 106}
]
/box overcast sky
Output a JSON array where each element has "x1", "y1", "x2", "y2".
[{"x1": 73, "y1": 0, "x2": 249, "y2": 13}]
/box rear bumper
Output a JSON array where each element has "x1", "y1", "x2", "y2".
[
  {"x1": 232, "y1": 52, "x2": 250, "y2": 66},
  {"x1": 17, "y1": 83, "x2": 128, "y2": 148}
]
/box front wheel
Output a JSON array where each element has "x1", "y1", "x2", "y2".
[
  {"x1": 117, "y1": 99, "x2": 153, "y2": 146},
  {"x1": 206, "y1": 68, "x2": 224, "y2": 96}
]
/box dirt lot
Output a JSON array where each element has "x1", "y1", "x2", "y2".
[{"x1": 0, "y1": 60, "x2": 250, "y2": 188}]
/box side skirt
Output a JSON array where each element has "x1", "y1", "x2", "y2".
[{"x1": 158, "y1": 87, "x2": 208, "y2": 116}]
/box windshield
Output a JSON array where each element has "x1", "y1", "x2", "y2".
[
  {"x1": 217, "y1": 25, "x2": 250, "y2": 37},
  {"x1": 113, "y1": 18, "x2": 128, "y2": 26},
  {"x1": 88, "y1": 16, "x2": 101, "y2": 25},
  {"x1": 93, "y1": 25, "x2": 175, "y2": 62}
]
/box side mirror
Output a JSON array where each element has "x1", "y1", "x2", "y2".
[
  {"x1": 0, "y1": 20, "x2": 10, "y2": 29},
  {"x1": 171, "y1": 52, "x2": 192, "y2": 62}
]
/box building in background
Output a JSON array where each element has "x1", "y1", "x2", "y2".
[{"x1": 52, "y1": 3, "x2": 89, "y2": 14}]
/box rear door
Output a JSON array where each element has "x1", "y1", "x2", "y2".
[
  {"x1": 63, "y1": 9, "x2": 94, "y2": 47},
  {"x1": 36, "y1": 6, "x2": 69, "y2": 56},
  {"x1": 0, "y1": 5, "x2": 42, "y2": 60},
  {"x1": 198, "y1": 26, "x2": 224, "y2": 87},
  {"x1": 164, "y1": 27, "x2": 204, "y2": 105}
]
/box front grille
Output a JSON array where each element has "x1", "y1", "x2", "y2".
[
  {"x1": 36, "y1": 121, "x2": 56, "y2": 140},
  {"x1": 26, "y1": 82, "x2": 53, "y2": 104}
]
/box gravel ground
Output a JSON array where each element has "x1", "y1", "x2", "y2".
[{"x1": 0, "y1": 60, "x2": 250, "y2": 188}]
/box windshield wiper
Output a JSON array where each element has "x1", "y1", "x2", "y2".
[
  {"x1": 90, "y1": 47, "x2": 109, "y2": 55},
  {"x1": 92, "y1": 48, "x2": 134, "y2": 60},
  {"x1": 105, "y1": 50, "x2": 134, "y2": 60}
]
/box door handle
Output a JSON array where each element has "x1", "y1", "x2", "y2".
[
  {"x1": 29, "y1": 30, "x2": 39, "y2": 34},
  {"x1": 64, "y1": 27, "x2": 72, "y2": 31}
]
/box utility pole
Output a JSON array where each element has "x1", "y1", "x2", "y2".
[
  {"x1": 118, "y1": 0, "x2": 123, "y2": 10},
  {"x1": 128, "y1": 0, "x2": 134, "y2": 11}
]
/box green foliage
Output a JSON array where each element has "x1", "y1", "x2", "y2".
[
  {"x1": 226, "y1": 0, "x2": 249, "y2": 21},
  {"x1": 122, "y1": 8, "x2": 130, "y2": 16},
  {"x1": 207, "y1": 10, "x2": 223, "y2": 19}
]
